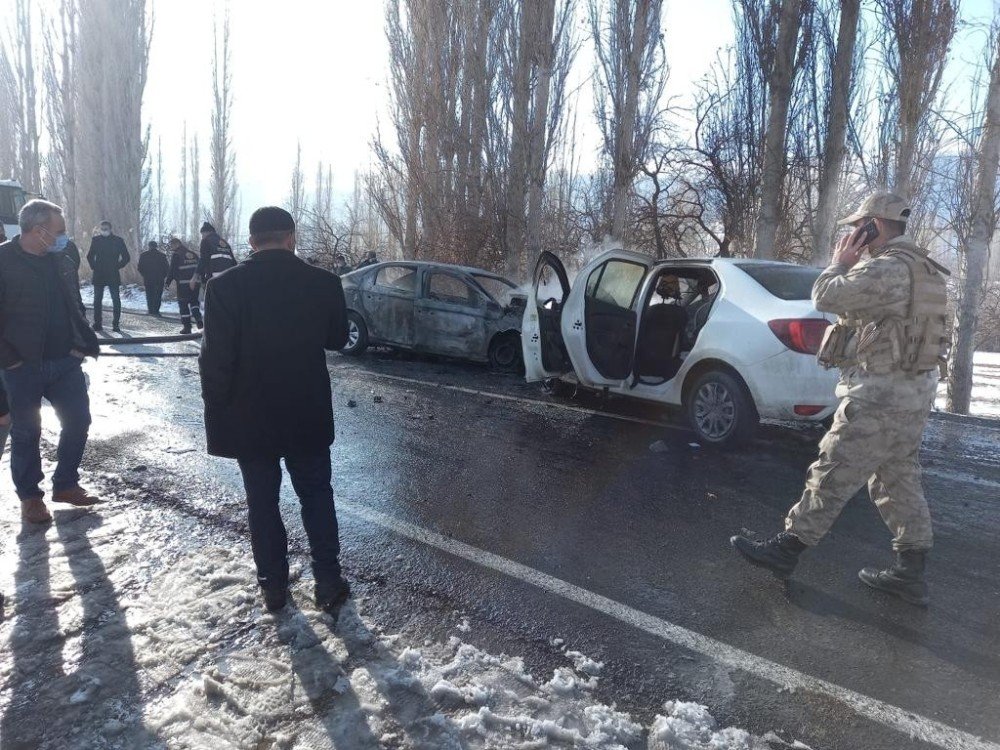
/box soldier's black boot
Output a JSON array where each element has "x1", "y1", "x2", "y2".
[
  {"x1": 859, "y1": 550, "x2": 929, "y2": 607},
  {"x1": 730, "y1": 531, "x2": 808, "y2": 578}
]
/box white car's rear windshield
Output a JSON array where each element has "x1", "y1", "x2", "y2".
[{"x1": 736, "y1": 263, "x2": 821, "y2": 301}]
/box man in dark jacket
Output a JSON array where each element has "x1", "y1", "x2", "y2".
[
  {"x1": 199, "y1": 206, "x2": 350, "y2": 614},
  {"x1": 165, "y1": 237, "x2": 203, "y2": 333},
  {"x1": 138, "y1": 240, "x2": 170, "y2": 316},
  {"x1": 197, "y1": 222, "x2": 237, "y2": 284},
  {"x1": 0, "y1": 200, "x2": 102, "y2": 524},
  {"x1": 87, "y1": 220, "x2": 131, "y2": 332}
]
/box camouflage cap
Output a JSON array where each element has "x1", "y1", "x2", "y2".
[{"x1": 838, "y1": 191, "x2": 911, "y2": 225}]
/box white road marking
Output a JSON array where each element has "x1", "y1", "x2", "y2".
[
  {"x1": 345, "y1": 369, "x2": 1000, "y2": 488},
  {"x1": 343, "y1": 370, "x2": 682, "y2": 429},
  {"x1": 341, "y1": 500, "x2": 1000, "y2": 750}
]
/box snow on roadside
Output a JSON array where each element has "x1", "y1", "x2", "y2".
[{"x1": 0, "y1": 468, "x2": 776, "y2": 750}]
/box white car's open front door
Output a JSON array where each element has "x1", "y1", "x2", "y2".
[
  {"x1": 522, "y1": 252, "x2": 574, "y2": 382},
  {"x1": 559, "y1": 251, "x2": 652, "y2": 390}
]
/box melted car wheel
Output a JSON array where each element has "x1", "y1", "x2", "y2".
[
  {"x1": 686, "y1": 369, "x2": 757, "y2": 448},
  {"x1": 342, "y1": 311, "x2": 369, "y2": 356}
]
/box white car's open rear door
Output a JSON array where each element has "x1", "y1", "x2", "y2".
[{"x1": 522, "y1": 252, "x2": 574, "y2": 382}]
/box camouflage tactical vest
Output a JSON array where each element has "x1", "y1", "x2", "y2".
[{"x1": 842, "y1": 242, "x2": 950, "y2": 375}]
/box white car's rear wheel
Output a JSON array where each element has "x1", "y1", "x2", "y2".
[{"x1": 686, "y1": 370, "x2": 757, "y2": 448}]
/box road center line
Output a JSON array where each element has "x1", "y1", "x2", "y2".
[
  {"x1": 344, "y1": 369, "x2": 1000, "y2": 488},
  {"x1": 342, "y1": 369, "x2": 683, "y2": 430},
  {"x1": 342, "y1": 499, "x2": 999, "y2": 750}
]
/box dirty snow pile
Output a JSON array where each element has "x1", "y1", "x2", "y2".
[{"x1": 1, "y1": 468, "x2": 776, "y2": 750}]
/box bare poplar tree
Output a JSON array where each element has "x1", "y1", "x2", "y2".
[
  {"x1": 210, "y1": 10, "x2": 237, "y2": 238},
  {"x1": 178, "y1": 122, "x2": 188, "y2": 238},
  {"x1": 811, "y1": 0, "x2": 861, "y2": 265},
  {"x1": 191, "y1": 136, "x2": 201, "y2": 240},
  {"x1": 754, "y1": 0, "x2": 804, "y2": 260},
  {"x1": 155, "y1": 137, "x2": 165, "y2": 238},
  {"x1": 76, "y1": 0, "x2": 151, "y2": 278},
  {"x1": 41, "y1": 0, "x2": 78, "y2": 235},
  {"x1": 948, "y1": 21, "x2": 1000, "y2": 414},
  {"x1": 288, "y1": 141, "x2": 306, "y2": 225},
  {"x1": 0, "y1": 50, "x2": 17, "y2": 179},
  {"x1": 589, "y1": 0, "x2": 667, "y2": 243},
  {"x1": 874, "y1": 0, "x2": 958, "y2": 200},
  {"x1": 10, "y1": 0, "x2": 42, "y2": 192},
  {"x1": 506, "y1": 0, "x2": 577, "y2": 276}
]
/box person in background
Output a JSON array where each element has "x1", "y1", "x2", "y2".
[
  {"x1": 138, "y1": 240, "x2": 170, "y2": 317},
  {"x1": 197, "y1": 222, "x2": 237, "y2": 286},
  {"x1": 199, "y1": 206, "x2": 351, "y2": 614},
  {"x1": 332, "y1": 254, "x2": 352, "y2": 276},
  {"x1": 86, "y1": 220, "x2": 131, "y2": 333},
  {"x1": 355, "y1": 251, "x2": 378, "y2": 270},
  {"x1": 165, "y1": 237, "x2": 203, "y2": 334},
  {"x1": 0, "y1": 199, "x2": 101, "y2": 524},
  {"x1": 0, "y1": 225, "x2": 7, "y2": 243}
]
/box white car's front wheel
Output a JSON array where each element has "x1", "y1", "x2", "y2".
[{"x1": 686, "y1": 369, "x2": 758, "y2": 448}]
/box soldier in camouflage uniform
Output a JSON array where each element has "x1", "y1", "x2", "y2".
[{"x1": 731, "y1": 192, "x2": 950, "y2": 607}]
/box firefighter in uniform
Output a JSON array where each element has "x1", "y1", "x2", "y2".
[
  {"x1": 197, "y1": 222, "x2": 237, "y2": 285},
  {"x1": 730, "y1": 192, "x2": 950, "y2": 607},
  {"x1": 165, "y1": 237, "x2": 204, "y2": 334}
]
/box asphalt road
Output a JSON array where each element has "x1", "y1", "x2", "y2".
[{"x1": 36, "y1": 310, "x2": 1000, "y2": 749}]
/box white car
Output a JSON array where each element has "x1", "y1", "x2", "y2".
[{"x1": 521, "y1": 250, "x2": 839, "y2": 447}]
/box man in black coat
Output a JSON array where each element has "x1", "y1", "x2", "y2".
[
  {"x1": 0, "y1": 200, "x2": 102, "y2": 524},
  {"x1": 199, "y1": 207, "x2": 350, "y2": 613},
  {"x1": 138, "y1": 240, "x2": 170, "y2": 316},
  {"x1": 86, "y1": 220, "x2": 131, "y2": 332}
]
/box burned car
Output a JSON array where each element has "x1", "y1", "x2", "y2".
[{"x1": 340, "y1": 261, "x2": 527, "y2": 371}]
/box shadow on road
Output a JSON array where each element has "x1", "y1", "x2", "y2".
[
  {"x1": 1, "y1": 511, "x2": 156, "y2": 748},
  {"x1": 784, "y1": 579, "x2": 1000, "y2": 686}
]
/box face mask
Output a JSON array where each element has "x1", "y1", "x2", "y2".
[{"x1": 46, "y1": 233, "x2": 70, "y2": 254}]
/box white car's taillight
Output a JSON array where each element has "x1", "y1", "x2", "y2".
[{"x1": 768, "y1": 318, "x2": 831, "y2": 355}]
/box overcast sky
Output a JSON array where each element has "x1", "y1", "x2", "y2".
[{"x1": 5, "y1": 0, "x2": 999, "y2": 238}]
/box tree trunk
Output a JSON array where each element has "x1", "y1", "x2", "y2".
[
  {"x1": 948, "y1": 36, "x2": 1000, "y2": 415},
  {"x1": 524, "y1": 0, "x2": 557, "y2": 275},
  {"x1": 812, "y1": 0, "x2": 860, "y2": 266},
  {"x1": 610, "y1": 0, "x2": 652, "y2": 242},
  {"x1": 754, "y1": 0, "x2": 803, "y2": 260}
]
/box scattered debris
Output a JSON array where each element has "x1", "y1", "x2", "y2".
[
  {"x1": 706, "y1": 492, "x2": 717, "y2": 501},
  {"x1": 373, "y1": 395, "x2": 384, "y2": 404},
  {"x1": 346, "y1": 399, "x2": 358, "y2": 408},
  {"x1": 688, "y1": 442, "x2": 701, "y2": 449},
  {"x1": 649, "y1": 440, "x2": 670, "y2": 453},
  {"x1": 129, "y1": 465, "x2": 148, "y2": 473}
]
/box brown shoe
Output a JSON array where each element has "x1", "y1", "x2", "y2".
[
  {"x1": 21, "y1": 498, "x2": 53, "y2": 524},
  {"x1": 52, "y1": 486, "x2": 101, "y2": 507}
]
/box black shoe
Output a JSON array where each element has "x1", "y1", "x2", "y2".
[
  {"x1": 859, "y1": 550, "x2": 929, "y2": 607},
  {"x1": 315, "y1": 576, "x2": 351, "y2": 614},
  {"x1": 195, "y1": 320, "x2": 204, "y2": 330},
  {"x1": 92, "y1": 323, "x2": 103, "y2": 331},
  {"x1": 730, "y1": 531, "x2": 808, "y2": 578},
  {"x1": 180, "y1": 326, "x2": 192, "y2": 335},
  {"x1": 112, "y1": 324, "x2": 121, "y2": 333},
  {"x1": 261, "y1": 585, "x2": 288, "y2": 612}
]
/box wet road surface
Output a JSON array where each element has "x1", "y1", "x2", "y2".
[{"x1": 5, "y1": 309, "x2": 1000, "y2": 749}]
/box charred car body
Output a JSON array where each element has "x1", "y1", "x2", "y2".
[{"x1": 340, "y1": 261, "x2": 527, "y2": 371}]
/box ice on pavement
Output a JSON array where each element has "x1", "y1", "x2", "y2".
[{"x1": 0, "y1": 474, "x2": 776, "y2": 749}]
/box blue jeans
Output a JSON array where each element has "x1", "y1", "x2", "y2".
[
  {"x1": 1, "y1": 357, "x2": 92, "y2": 500},
  {"x1": 237, "y1": 449, "x2": 342, "y2": 589}
]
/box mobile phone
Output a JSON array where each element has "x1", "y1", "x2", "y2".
[{"x1": 858, "y1": 220, "x2": 879, "y2": 247}]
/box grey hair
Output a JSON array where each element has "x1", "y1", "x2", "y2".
[{"x1": 19, "y1": 199, "x2": 64, "y2": 233}]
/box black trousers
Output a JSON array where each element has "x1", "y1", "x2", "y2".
[
  {"x1": 176, "y1": 283, "x2": 202, "y2": 326},
  {"x1": 237, "y1": 449, "x2": 342, "y2": 590},
  {"x1": 93, "y1": 283, "x2": 121, "y2": 327},
  {"x1": 143, "y1": 278, "x2": 165, "y2": 315}
]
